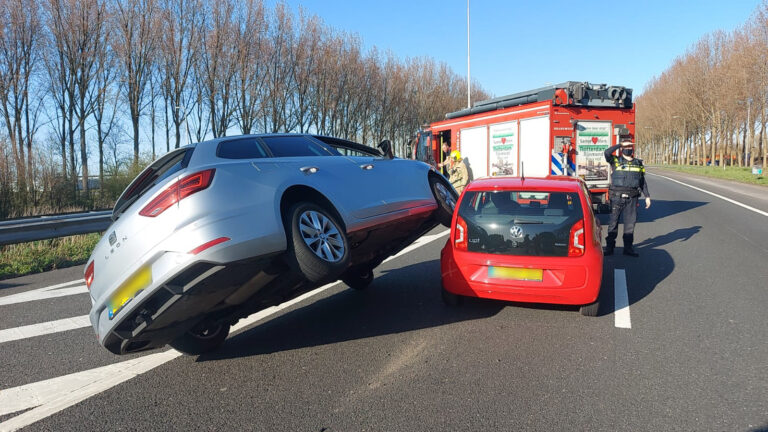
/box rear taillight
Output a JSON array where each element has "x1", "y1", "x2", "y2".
[
  {"x1": 454, "y1": 215, "x2": 468, "y2": 251},
  {"x1": 84, "y1": 261, "x2": 95, "y2": 290},
  {"x1": 139, "y1": 169, "x2": 215, "y2": 217},
  {"x1": 568, "y1": 219, "x2": 585, "y2": 257}
]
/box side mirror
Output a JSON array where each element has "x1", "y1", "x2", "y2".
[{"x1": 378, "y1": 140, "x2": 395, "y2": 159}]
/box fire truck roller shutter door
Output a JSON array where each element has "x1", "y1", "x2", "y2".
[
  {"x1": 519, "y1": 116, "x2": 551, "y2": 177},
  {"x1": 459, "y1": 126, "x2": 489, "y2": 178}
]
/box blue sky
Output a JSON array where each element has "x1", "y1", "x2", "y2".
[{"x1": 270, "y1": 0, "x2": 762, "y2": 98}]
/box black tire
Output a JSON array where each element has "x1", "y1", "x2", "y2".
[
  {"x1": 286, "y1": 202, "x2": 350, "y2": 284},
  {"x1": 441, "y1": 282, "x2": 462, "y2": 306},
  {"x1": 579, "y1": 300, "x2": 600, "y2": 316},
  {"x1": 169, "y1": 321, "x2": 231, "y2": 355},
  {"x1": 580, "y1": 283, "x2": 602, "y2": 316},
  {"x1": 429, "y1": 175, "x2": 458, "y2": 227},
  {"x1": 342, "y1": 266, "x2": 374, "y2": 290}
]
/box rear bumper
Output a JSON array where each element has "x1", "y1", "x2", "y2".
[
  {"x1": 94, "y1": 252, "x2": 279, "y2": 354},
  {"x1": 88, "y1": 228, "x2": 284, "y2": 355},
  {"x1": 440, "y1": 244, "x2": 602, "y2": 306}
]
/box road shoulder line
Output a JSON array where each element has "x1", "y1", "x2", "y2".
[{"x1": 649, "y1": 173, "x2": 768, "y2": 217}]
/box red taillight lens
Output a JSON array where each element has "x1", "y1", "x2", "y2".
[
  {"x1": 139, "y1": 169, "x2": 215, "y2": 217},
  {"x1": 84, "y1": 261, "x2": 95, "y2": 290},
  {"x1": 454, "y1": 215, "x2": 468, "y2": 251},
  {"x1": 568, "y1": 219, "x2": 585, "y2": 257}
]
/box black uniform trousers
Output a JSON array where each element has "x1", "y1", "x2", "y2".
[{"x1": 605, "y1": 191, "x2": 637, "y2": 247}]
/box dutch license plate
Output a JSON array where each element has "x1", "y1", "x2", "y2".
[
  {"x1": 108, "y1": 266, "x2": 152, "y2": 319},
  {"x1": 488, "y1": 266, "x2": 543, "y2": 281}
]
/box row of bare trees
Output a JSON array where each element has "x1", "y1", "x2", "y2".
[
  {"x1": 636, "y1": 2, "x2": 768, "y2": 168},
  {"x1": 0, "y1": 0, "x2": 486, "y2": 218}
]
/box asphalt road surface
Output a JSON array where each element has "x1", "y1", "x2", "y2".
[{"x1": 1, "y1": 169, "x2": 766, "y2": 431}]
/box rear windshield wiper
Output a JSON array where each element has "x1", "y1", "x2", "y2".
[{"x1": 513, "y1": 219, "x2": 544, "y2": 224}]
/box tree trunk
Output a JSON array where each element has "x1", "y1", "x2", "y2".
[
  {"x1": 79, "y1": 98, "x2": 89, "y2": 198},
  {"x1": 132, "y1": 111, "x2": 140, "y2": 166}
]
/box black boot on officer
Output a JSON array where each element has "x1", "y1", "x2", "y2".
[
  {"x1": 604, "y1": 233, "x2": 616, "y2": 256},
  {"x1": 622, "y1": 234, "x2": 639, "y2": 257}
]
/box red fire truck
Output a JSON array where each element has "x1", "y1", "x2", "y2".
[{"x1": 413, "y1": 81, "x2": 636, "y2": 211}]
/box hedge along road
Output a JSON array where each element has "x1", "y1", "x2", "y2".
[{"x1": 0, "y1": 170, "x2": 766, "y2": 431}]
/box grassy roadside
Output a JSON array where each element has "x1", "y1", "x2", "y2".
[
  {"x1": 0, "y1": 233, "x2": 100, "y2": 280},
  {"x1": 653, "y1": 165, "x2": 768, "y2": 187}
]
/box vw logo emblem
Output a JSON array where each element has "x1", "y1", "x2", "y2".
[{"x1": 509, "y1": 225, "x2": 523, "y2": 238}]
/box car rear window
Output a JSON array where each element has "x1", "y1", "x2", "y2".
[
  {"x1": 261, "y1": 136, "x2": 336, "y2": 157},
  {"x1": 217, "y1": 137, "x2": 268, "y2": 159},
  {"x1": 457, "y1": 190, "x2": 583, "y2": 257},
  {"x1": 312, "y1": 136, "x2": 381, "y2": 157},
  {"x1": 112, "y1": 147, "x2": 193, "y2": 220}
]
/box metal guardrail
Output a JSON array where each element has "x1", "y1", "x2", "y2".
[{"x1": 0, "y1": 211, "x2": 113, "y2": 246}]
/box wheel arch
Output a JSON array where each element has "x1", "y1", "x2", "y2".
[{"x1": 279, "y1": 185, "x2": 347, "y2": 233}]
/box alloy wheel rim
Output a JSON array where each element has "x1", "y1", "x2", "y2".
[
  {"x1": 298, "y1": 210, "x2": 344, "y2": 262},
  {"x1": 435, "y1": 182, "x2": 456, "y2": 210}
]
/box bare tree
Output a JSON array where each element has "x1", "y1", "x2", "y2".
[
  {"x1": 112, "y1": 0, "x2": 158, "y2": 165},
  {"x1": 233, "y1": 0, "x2": 267, "y2": 135},
  {"x1": 198, "y1": 0, "x2": 238, "y2": 138},
  {"x1": 158, "y1": 0, "x2": 201, "y2": 148},
  {"x1": 0, "y1": 0, "x2": 42, "y2": 201}
]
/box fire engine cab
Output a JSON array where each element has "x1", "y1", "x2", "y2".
[{"x1": 413, "y1": 81, "x2": 636, "y2": 211}]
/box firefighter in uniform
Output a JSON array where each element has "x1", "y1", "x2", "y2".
[
  {"x1": 604, "y1": 140, "x2": 651, "y2": 257},
  {"x1": 448, "y1": 150, "x2": 469, "y2": 194}
]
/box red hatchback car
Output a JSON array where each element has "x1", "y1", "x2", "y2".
[{"x1": 440, "y1": 177, "x2": 603, "y2": 315}]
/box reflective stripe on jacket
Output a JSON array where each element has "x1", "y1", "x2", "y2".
[{"x1": 610, "y1": 158, "x2": 645, "y2": 190}]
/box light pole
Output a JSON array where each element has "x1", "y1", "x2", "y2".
[{"x1": 466, "y1": 0, "x2": 471, "y2": 109}]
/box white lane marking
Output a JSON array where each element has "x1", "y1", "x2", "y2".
[
  {"x1": 229, "y1": 229, "x2": 449, "y2": 334},
  {"x1": 0, "y1": 350, "x2": 183, "y2": 422},
  {"x1": 614, "y1": 269, "x2": 631, "y2": 329},
  {"x1": 383, "y1": 229, "x2": 449, "y2": 264},
  {"x1": 0, "y1": 282, "x2": 88, "y2": 307},
  {"x1": 0, "y1": 229, "x2": 449, "y2": 431},
  {"x1": 649, "y1": 173, "x2": 768, "y2": 217},
  {"x1": 0, "y1": 315, "x2": 91, "y2": 344}
]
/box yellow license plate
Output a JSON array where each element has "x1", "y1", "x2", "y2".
[
  {"x1": 108, "y1": 266, "x2": 152, "y2": 319},
  {"x1": 488, "y1": 266, "x2": 543, "y2": 281}
]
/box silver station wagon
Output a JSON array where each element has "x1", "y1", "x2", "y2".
[{"x1": 84, "y1": 134, "x2": 456, "y2": 355}]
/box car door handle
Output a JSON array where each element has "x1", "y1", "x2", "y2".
[
  {"x1": 300, "y1": 166, "x2": 319, "y2": 174},
  {"x1": 360, "y1": 164, "x2": 374, "y2": 170}
]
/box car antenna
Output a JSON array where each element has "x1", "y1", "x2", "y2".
[{"x1": 521, "y1": 162, "x2": 525, "y2": 181}]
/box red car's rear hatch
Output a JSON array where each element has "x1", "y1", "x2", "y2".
[{"x1": 452, "y1": 189, "x2": 588, "y2": 289}]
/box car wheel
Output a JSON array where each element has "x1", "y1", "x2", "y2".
[
  {"x1": 342, "y1": 266, "x2": 374, "y2": 290},
  {"x1": 169, "y1": 321, "x2": 231, "y2": 355},
  {"x1": 441, "y1": 282, "x2": 462, "y2": 306},
  {"x1": 287, "y1": 202, "x2": 350, "y2": 283},
  {"x1": 430, "y1": 175, "x2": 458, "y2": 227},
  {"x1": 579, "y1": 300, "x2": 600, "y2": 316}
]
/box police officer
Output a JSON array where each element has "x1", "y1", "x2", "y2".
[{"x1": 604, "y1": 140, "x2": 651, "y2": 257}]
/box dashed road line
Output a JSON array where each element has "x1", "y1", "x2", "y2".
[
  {"x1": 0, "y1": 315, "x2": 91, "y2": 344},
  {"x1": 614, "y1": 268, "x2": 631, "y2": 329},
  {"x1": 0, "y1": 281, "x2": 87, "y2": 307}
]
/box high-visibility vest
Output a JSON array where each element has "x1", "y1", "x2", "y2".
[{"x1": 610, "y1": 158, "x2": 645, "y2": 190}]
